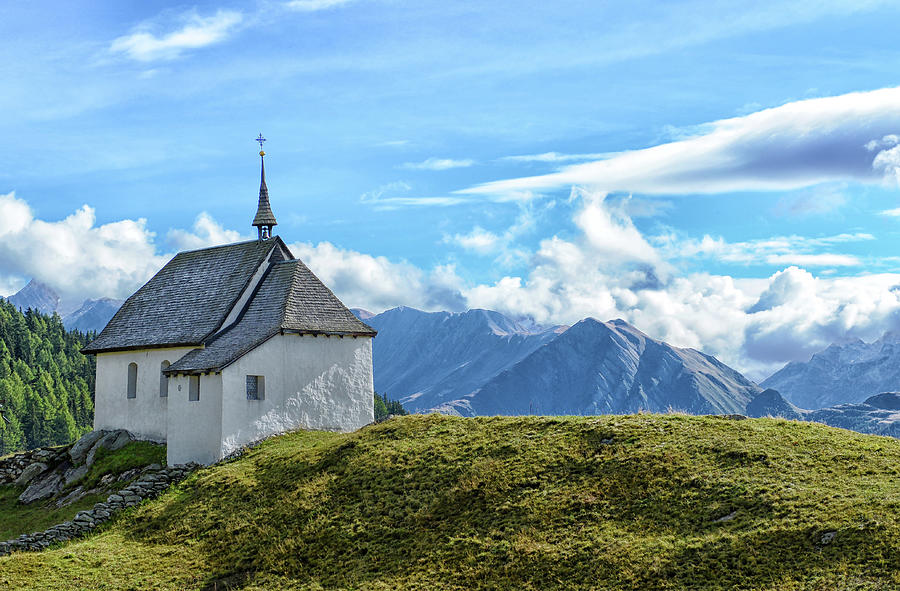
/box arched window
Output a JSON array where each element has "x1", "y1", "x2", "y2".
[
  {"x1": 160, "y1": 361, "x2": 170, "y2": 398},
  {"x1": 189, "y1": 375, "x2": 200, "y2": 402},
  {"x1": 127, "y1": 363, "x2": 138, "y2": 399}
]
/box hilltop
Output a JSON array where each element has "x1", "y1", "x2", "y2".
[{"x1": 2, "y1": 414, "x2": 899, "y2": 590}]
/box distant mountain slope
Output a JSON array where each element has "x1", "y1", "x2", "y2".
[
  {"x1": 62, "y1": 298, "x2": 123, "y2": 333},
  {"x1": 366, "y1": 307, "x2": 564, "y2": 412},
  {"x1": 746, "y1": 389, "x2": 900, "y2": 437},
  {"x1": 5, "y1": 280, "x2": 59, "y2": 315},
  {"x1": 441, "y1": 318, "x2": 759, "y2": 416},
  {"x1": 761, "y1": 333, "x2": 900, "y2": 408}
]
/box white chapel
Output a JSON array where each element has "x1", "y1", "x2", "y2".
[{"x1": 83, "y1": 140, "x2": 377, "y2": 465}]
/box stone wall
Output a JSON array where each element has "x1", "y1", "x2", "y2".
[
  {"x1": 0, "y1": 463, "x2": 196, "y2": 556},
  {"x1": 0, "y1": 430, "x2": 199, "y2": 557}
]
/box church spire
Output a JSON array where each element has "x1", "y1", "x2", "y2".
[{"x1": 252, "y1": 133, "x2": 277, "y2": 241}]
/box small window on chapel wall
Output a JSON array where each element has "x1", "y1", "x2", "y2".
[
  {"x1": 246, "y1": 375, "x2": 265, "y2": 400},
  {"x1": 189, "y1": 375, "x2": 200, "y2": 402},
  {"x1": 127, "y1": 363, "x2": 137, "y2": 399},
  {"x1": 160, "y1": 361, "x2": 170, "y2": 398}
]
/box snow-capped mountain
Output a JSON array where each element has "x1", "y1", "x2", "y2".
[
  {"x1": 363, "y1": 307, "x2": 758, "y2": 417},
  {"x1": 761, "y1": 333, "x2": 900, "y2": 409},
  {"x1": 746, "y1": 389, "x2": 900, "y2": 437},
  {"x1": 362, "y1": 307, "x2": 564, "y2": 412},
  {"x1": 62, "y1": 298, "x2": 124, "y2": 333},
  {"x1": 3, "y1": 280, "x2": 122, "y2": 332},
  {"x1": 5, "y1": 280, "x2": 60, "y2": 315}
]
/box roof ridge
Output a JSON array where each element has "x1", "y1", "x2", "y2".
[{"x1": 174, "y1": 238, "x2": 262, "y2": 255}]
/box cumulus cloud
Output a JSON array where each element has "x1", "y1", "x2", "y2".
[
  {"x1": 462, "y1": 86, "x2": 900, "y2": 199},
  {"x1": 446, "y1": 227, "x2": 501, "y2": 255},
  {"x1": 401, "y1": 158, "x2": 475, "y2": 171},
  {"x1": 0, "y1": 192, "x2": 169, "y2": 302},
  {"x1": 110, "y1": 9, "x2": 242, "y2": 62},
  {"x1": 166, "y1": 213, "x2": 250, "y2": 251},
  {"x1": 288, "y1": 241, "x2": 466, "y2": 313}
]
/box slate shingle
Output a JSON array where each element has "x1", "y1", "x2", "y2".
[
  {"x1": 82, "y1": 239, "x2": 290, "y2": 353},
  {"x1": 84, "y1": 235, "x2": 375, "y2": 372},
  {"x1": 165, "y1": 259, "x2": 376, "y2": 373}
]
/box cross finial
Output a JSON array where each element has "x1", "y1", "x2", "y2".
[{"x1": 256, "y1": 133, "x2": 267, "y2": 156}]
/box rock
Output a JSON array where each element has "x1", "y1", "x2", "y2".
[
  {"x1": 714, "y1": 510, "x2": 738, "y2": 523},
  {"x1": 55, "y1": 487, "x2": 86, "y2": 508},
  {"x1": 18, "y1": 472, "x2": 64, "y2": 504},
  {"x1": 14, "y1": 462, "x2": 48, "y2": 486},
  {"x1": 85, "y1": 430, "x2": 131, "y2": 466},
  {"x1": 63, "y1": 464, "x2": 89, "y2": 486},
  {"x1": 820, "y1": 531, "x2": 837, "y2": 545},
  {"x1": 68, "y1": 430, "x2": 106, "y2": 464}
]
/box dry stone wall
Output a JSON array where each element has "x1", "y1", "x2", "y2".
[{"x1": 0, "y1": 430, "x2": 199, "y2": 557}]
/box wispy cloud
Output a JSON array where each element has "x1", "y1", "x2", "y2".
[
  {"x1": 401, "y1": 157, "x2": 475, "y2": 171},
  {"x1": 359, "y1": 181, "x2": 467, "y2": 209},
  {"x1": 880, "y1": 207, "x2": 900, "y2": 217},
  {"x1": 285, "y1": 0, "x2": 355, "y2": 11},
  {"x1": 499, "y1": 151, "x2": 617, "y2": 164},
  {"x1": 461, "y1": 86, "x2": 900, "y2": 199},
  {"x1": 110, "y1": 9, "x2": 243, "y2": 62},
  {"x1": 655, "y1": 231, "x2": 874, "y2": 268}
]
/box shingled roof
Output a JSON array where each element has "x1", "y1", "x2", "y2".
[
  {"x1": 82, "y1": 238, "x2": 293, "y2": 353},
  {"x1": 165, "y1": 259, "x2": 376, "y2": 374}
]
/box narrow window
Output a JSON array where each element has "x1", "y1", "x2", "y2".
[
  {"x1": 160, "y1": 361, "x2": 170, "y2": 397},
  {"x1": 189, "y1": 375, "x2": 200, "y2": 402},
  {"x1": 246, "y1": 375, "x2": 265, "y2": 400},
  {"x1": 127, "y1": 363, "x2": 138, "y2": 399}
]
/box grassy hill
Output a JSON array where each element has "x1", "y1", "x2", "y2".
[{"x1": 1, "y1": 414, "x2": 899, "y2": 590}]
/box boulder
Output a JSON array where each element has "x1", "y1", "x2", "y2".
[
  {"x1": 18, "y1": 472, "x2": 64, "y2": 504},
  {"x1": 14, "y1": 462, "x2": 48, "y2": 487},
  {"x1": 85, "y1": 430, "x2": 132, "y2": 466},
  {"x1": 68, "y1": 430, "x2": 107, "y2": 464}
]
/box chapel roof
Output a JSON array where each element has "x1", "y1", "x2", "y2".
[
  {"x1": 83, "y1": 239, "x2": 289, "y2": 353},
  {"x1": 165, "y1": 258, "x2": 376, "y2": 374}
]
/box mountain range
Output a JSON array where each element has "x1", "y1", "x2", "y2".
[
  {"x1": 761, "y1": 332, "x2": 900, "y2": 408},
  {"x1": 362, "y1": 306, "x2": 760, "y2": 416},
  {"x1": 2, "y1": 280, "x2": 122, "y2": 333},
  {"x1": 747, "y1": 388, "x2": 900, "y2": 438}
]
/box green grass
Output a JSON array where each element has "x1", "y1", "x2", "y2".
[
  {"x1": 2, "y1": 414, "x2": 900, "y2": 590},
  {"x1": 0, "y1": 486, "x2": 107, "y2": 540},
  {"x1": 73, "y1": 441, "x2": 166, "y2": 491}
]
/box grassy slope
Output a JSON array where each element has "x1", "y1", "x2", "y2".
[{"x1": 1, "y1": 414, "x2": 899, "y2": 590}]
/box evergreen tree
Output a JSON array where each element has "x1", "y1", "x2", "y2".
[{"x1": 0, "y1": 300, "x2": 95, "y2": 453}]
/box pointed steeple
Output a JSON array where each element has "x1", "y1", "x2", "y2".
[{"x1": 252, "y1": 134, "x2": 277, "y2": 240}]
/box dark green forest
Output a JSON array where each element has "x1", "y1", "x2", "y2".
[{"x1": 0, "y1": 301, "x2": 95, "y2": 455}]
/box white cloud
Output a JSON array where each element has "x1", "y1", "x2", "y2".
[
  {"x1": 166, "y1": 212, "x2": 250, "y2": 251},
  {"x1": 447, "y1": 227, "x2": 501, "y2": 255},
  {"x1": 401, "y1": 158, "x2": 475, "y2": 171},
  {"x1": 499, "y1": 152, "x2": 617, "y2": 164},
  {"x1": 287, "y1": 240, "x2": 465, "y2": 312},
  {"x1": 359, "y1": 181, "x2": 468, "y2": 209},
  {"x1": 462, "y1": 86, "x2": 900, "y2": 199},
  {"x1": 0, "y1": 192, "x2": 169, "y2": 302},
  {"x1": 285, "y1": 0, "x2": 355, "y2": 11},
  {"x1": 880, "y1": 207, "x2": 900, "y2": 217},
  {"x1": 654, "y1": 231, "x2": 872, "y2": 268},
  {"x1": 110, "y1": 9, "x2": 243, "y2": 62}
]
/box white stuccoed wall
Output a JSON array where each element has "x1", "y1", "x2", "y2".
[
  {"x1": 220, "y1": 333, "x2": 374, "y2": 457},
  {"x1": 94, "y1": 347, "x2": 195, "y2": 442},
  {"x1": 166, "y1": 373, "x2": 224, "y2": 465}
]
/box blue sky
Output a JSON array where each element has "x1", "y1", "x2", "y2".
[{"x1": 3, "y1": 0, "x2": 900, "y2": 378}]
